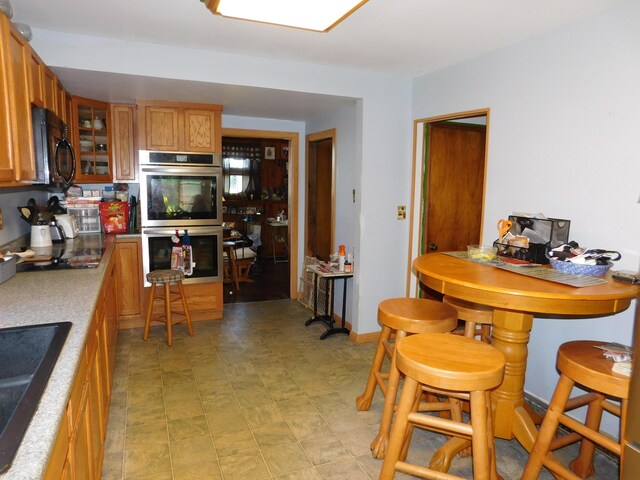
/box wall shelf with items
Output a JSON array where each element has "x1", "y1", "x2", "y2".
[{"x1": 72, "y1": 96, "x2": 112, "y2": 183}]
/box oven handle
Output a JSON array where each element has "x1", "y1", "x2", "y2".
[
  {"x1": 142, "y1": 226, "x2": 223, "y2": 236},
  {"x1": 140, "y1": 165, "x2": 221, "y2": 176}
]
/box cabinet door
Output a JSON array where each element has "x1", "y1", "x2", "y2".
[
  {"x1": 184, "y1": 109, "x2": 216, "y2": 152},
  {"x1": 56, "y1": 79, "x2": 66, "y2": 123},
  {"x1": 0, "y1": 18, "x2": 14, "y2": 182},
  {"x1": 145, "y1": 106, "x2": 179, "y2": 151},
  {"x1": 42, "y1": 67, "x2": 56, "y2": 111},
  {"x1": 69, "y1": 387, "x2": 93, "y2": 480},
  {"x1": 3, "y1": 17, "x2": 35, "y2": 182},
  {"x1": 115, "y1": 240, "x2": 141, "y2": 317},
  {"x1": 27, "y1": 50, "x2": 44, "y2": 107},
  {"x1": 73, "y1": 96, "x2": 112, "y2": 182},
  {"x1": 111, "y1": 104, "x2": 136, "y2": 181},
  {"x1": 88, "y1": 333, "x2": 105, "y2": 479}
]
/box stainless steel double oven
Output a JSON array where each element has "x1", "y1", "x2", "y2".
[{"x1": 139, "y1": 150, "x2": 223, "y2": 286}]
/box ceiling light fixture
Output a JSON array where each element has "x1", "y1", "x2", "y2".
[{"x1": 203, "y1": 0, "x2": 369, "y2": 32}]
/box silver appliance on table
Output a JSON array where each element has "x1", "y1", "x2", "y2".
[{"x1": 138, "y1": 150, "x2": 223, "y2": 286}]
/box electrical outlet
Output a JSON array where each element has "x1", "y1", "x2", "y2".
[
  {"x1": 0, "y1": 208, "x2": 3, "y2": 230},
  {"x1": 397, "y1": 205, "x2": 406, "y2": 220}
]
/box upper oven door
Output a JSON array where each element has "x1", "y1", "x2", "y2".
[{"x1": 140, "y1": 164, "x2": 222, "y2": 227}]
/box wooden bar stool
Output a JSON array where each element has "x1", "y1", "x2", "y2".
[
  {"x1": 379, "y1": 333, "x2": 505, "y2": 480},
  {"x1": 143, "y1": 269, "x2": 194, "y2": 346},
  {"x1": 443, "y1": 295, "x2": 493, "y2": 343},
  {"x1": 355, "y1": 298, "x2": 459, "y2": 458},
  {"x1": 522, "y1": 340, "x2": 629, "y2": 480}
]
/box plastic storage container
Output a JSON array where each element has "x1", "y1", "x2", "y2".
[{"x1": 66, "y1": 207, "x2": 101, "y2": 233}]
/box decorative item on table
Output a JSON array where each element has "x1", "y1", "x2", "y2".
[
  {"x1": 467, "y1": 245, "x2": 498, "y2": 263},
  {"x1": 98, "y1": 201, "x2": 129, "y2": 234},
  {"x1": 547, "y1": 242, "x2": 621, "y2": 277},
  {"x1": 493, "y1": 213, "x2": 570, "y2": 264}
]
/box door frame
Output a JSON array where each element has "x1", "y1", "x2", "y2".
[
  {"x1": 305, "y1": 129, "x2": 337, "y2": 258},
  {"x1": 406, "y1": 109, "x2": 490, "y2": 296},
  {"x1": 222, "y1": 127, "x2": 299, "y2": 299}
]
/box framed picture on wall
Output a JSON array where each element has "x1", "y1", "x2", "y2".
[{"x1": 265, "y1": 146, "x2": 276, "y2": 160}]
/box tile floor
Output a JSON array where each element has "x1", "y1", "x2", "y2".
[{"x1": 101, "y1": 299, "x2": 620, "y2": 479}]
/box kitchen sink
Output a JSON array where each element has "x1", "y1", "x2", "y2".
[{"x1": 0, "y1": 322, "x2": 71, "y2": 473}]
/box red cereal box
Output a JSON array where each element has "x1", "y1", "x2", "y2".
[{"x1": 99, "y1": 201, "x2": 129, "y2": 234}]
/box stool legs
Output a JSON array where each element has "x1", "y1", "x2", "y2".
[
  {"x1": 356, "y1": 325, "x2": 393, "y2": 411},
  {"x1": 379, "y1": 376, "x2": 420, "y2": 479},
  {"x1": 522, "y1": 374, "x2": 576, "y2": 480},
  {"x1": 143, "y1": 282, "x2": 157, "y2": 341},
  {"x1": 371, "y1": 330, "x2": 406, "y2": 459},
  {"x1": 177, "y1": 280, "x2": 194, "y2": 337},
  {"x1": 568, "y1": 393, "x2": 605, "y2": 478}
]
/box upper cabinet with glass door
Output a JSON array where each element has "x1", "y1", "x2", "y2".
[{"x1": 72, "y1": 96, "x2": 112, "y2": 183}]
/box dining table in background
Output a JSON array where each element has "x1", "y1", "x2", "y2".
[{"x1": 412, "y1": 252, "x2": 640, "y2": 472}]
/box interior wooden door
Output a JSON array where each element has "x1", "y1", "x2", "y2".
[
  {"x1": 306, "y1": 137, "x2": 333, "y2": 261},
  {"x1": 423, "y1": 121, "x2": 486, "y2": 253}
]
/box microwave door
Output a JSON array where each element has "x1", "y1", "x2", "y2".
[{"x1": 54, "y1": 138, "x2": 76, "y2": 187}]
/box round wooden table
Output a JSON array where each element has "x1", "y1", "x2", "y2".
[{"x1": 413, "y1": 252, "x2": 639, "y2": 471}]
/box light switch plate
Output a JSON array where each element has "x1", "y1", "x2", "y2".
[{"x1": 397, "y1": 205, "x2": 406, "y2": 220}]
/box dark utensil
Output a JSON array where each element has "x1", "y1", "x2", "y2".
[
  {"x1": 17, "y1": 207, "x2": 32, "y2": 224},
  {"x1": 28, "y1": 205, "x2": 38, "y2": 224},
  {"x1": 27, "y1": 198, "x2": 37, "y2": 208},
  {"x1": 47, "y1": 196, "x2": 66, "y2": 215}
]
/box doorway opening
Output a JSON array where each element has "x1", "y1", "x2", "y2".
[
  {"x1": 406, "y1": 110, "x2": 490, "y2": 296},
  {"x1": 305, "y1": 129, "x2": 336, "y2": 261},
  {"x1": 221, "y1": 128, "x2": 299, "y2": 304}
]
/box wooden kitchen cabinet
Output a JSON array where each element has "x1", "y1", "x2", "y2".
[
  {"x1": 45, "y1": 254, "x2": 119, "y2": 480},
  {"x1": 110, "y1": 104, "x2": 137, "y2": 181},
  {"x1": 0, "y1": 15, "x2": 36, "y2": 184},
  {"x1": 72, "y1": 96, "x2": 113, "y2": 183},
  {"x1": 27, "y1": 49, "x2": 45, "y2": 108},
  {"x1": 115, "y1": 238, "x2": 142, "y2": 319},
  {"x1": 137, "y1": 100, "x2": 222, "y2": 153},
  {"x1": 43, "y1": 67, "x2": 56, "y2": 112}
]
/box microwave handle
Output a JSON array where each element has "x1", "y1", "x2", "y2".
[{"x1": 54, "y1": 138, "x2": 76, "y2": 187}]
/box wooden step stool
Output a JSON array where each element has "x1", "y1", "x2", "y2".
[
  {"x1": 143, "y1": 269, "x2": 193, "y2": 346},
  {"x1": 355, "y1": 297, "x2": 459, "y2": 458},
  {"x1": 522, "y1": 340, "x2": 630, "y2": 480},
  {"x1": 379, "y1": 332, "x2": 505, "y2": 480}
]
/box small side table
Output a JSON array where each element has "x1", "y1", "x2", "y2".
[
  {"x1": 266, "y1": 220, "x2": 289, "y2": 264},
  {"x1": 304, "y1": 265, "x2": 353, "y2": 340}
]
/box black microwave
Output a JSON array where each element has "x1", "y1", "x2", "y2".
[{"x1": 31, "y1": 107, "x2": 76, "y2": 190}]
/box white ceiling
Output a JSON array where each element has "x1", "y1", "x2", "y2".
[{"x1": 11, "y1": 0, "x2": 623, "y2": 120}]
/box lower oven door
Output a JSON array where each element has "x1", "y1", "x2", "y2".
[{"x1": 141, "y1": 225, "x2": 223, "y2": 286}]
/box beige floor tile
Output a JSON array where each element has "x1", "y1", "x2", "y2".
[
  {"x1": 213, "y1": 428, "x2": 258, "y2": 458},
  {"x1": 173, "y1": 460, "x2": 222, "y2": 480},
  {"x1": 261, "y1": 442, "x2": 314, "y2": 477},
  {"x1": 251, "y1": 421, "x2": 297, "y2": 448},
  {"x1": 126, "y1": 402, "x2": 166, "y2": 426},
  {"x1": 286, "y1": 413, "x2": 334, "y2": 441},
  {"x1": 170, "y1": 434, "x2": 216, "y2": 469},
  {"x1": 266, "y1": 380, "x2": 305, "y2": 402},
  {"x1": 165, "y1": 396, "x2": 204, "y2": 421},
  {"x1": 101, "y1": 451, "x2": 124, "y2": 480},
  {"x1": 315, "y1": 457, "x2": 369, "y2": 480},
  {"x1": 125, "y1": 419, "x2": 168, "y2": 451},
  {"x1": 274, "y1": 467, "x2": 322, "y2": 480},
  {"x1": 127, "y1": 385, "x2": 164, "y2": 408},
  {"x1": 168, "y1": 415, "x2": 210, "y2": 442},
  {"x1": 206, "y1": 411, "x2": 250, "y2": 437},
  {"x1": 243, "y1": 402, "x2": 285, "y2": 428},
  {"x1": 218, "y1": 449, "x2": 270, "y2": 480},
  {"x1": 300, "y1": 433, "x2": 352, "y2": 466},
  {"x1": 163, "y1": 382, "x2": 200, "y2": 404},
  {"x1": 162, "y1": 368, "x2": 196, "y2": 386},
  {"x1": 123, "y1": 443, "x2": 171, "y2": 478}
]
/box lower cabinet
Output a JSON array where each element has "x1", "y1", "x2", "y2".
[{"x1": 45, "y1": 254, "x2": 118, "y2": 480}]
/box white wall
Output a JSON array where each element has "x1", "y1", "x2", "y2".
[
  {"x1": 32, "y1": 31, "x2": 413, "y2": 334},
  {"x1": 306, "y1": 102, "x2": 360, "y2": 326},
  {"x1": 412, "y1": 0, "x2": 640, "y2": 428}
]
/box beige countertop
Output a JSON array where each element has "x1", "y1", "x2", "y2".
[{"x1": 0, "y1": 234, "x2": 116, "y2": 480}]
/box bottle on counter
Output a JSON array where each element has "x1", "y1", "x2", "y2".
[{"x1": 338, "y1": 244, "x2": 346, "y2": 272}]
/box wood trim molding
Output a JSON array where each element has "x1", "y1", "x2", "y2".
[
  {"x1": 222, "y1": 127, "x2": 300, "y2": 299},
  {"x1": 406, "y1": 108, "x2": 491, "y2": 297}
]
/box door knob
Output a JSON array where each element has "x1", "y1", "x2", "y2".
[{"x1": 429, "y1": 243, "x2": 438, "y2": 251}]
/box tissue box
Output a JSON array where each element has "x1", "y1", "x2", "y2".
[{"x1": 0, "y1": 255, "x2": 17, "y2": 284}]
